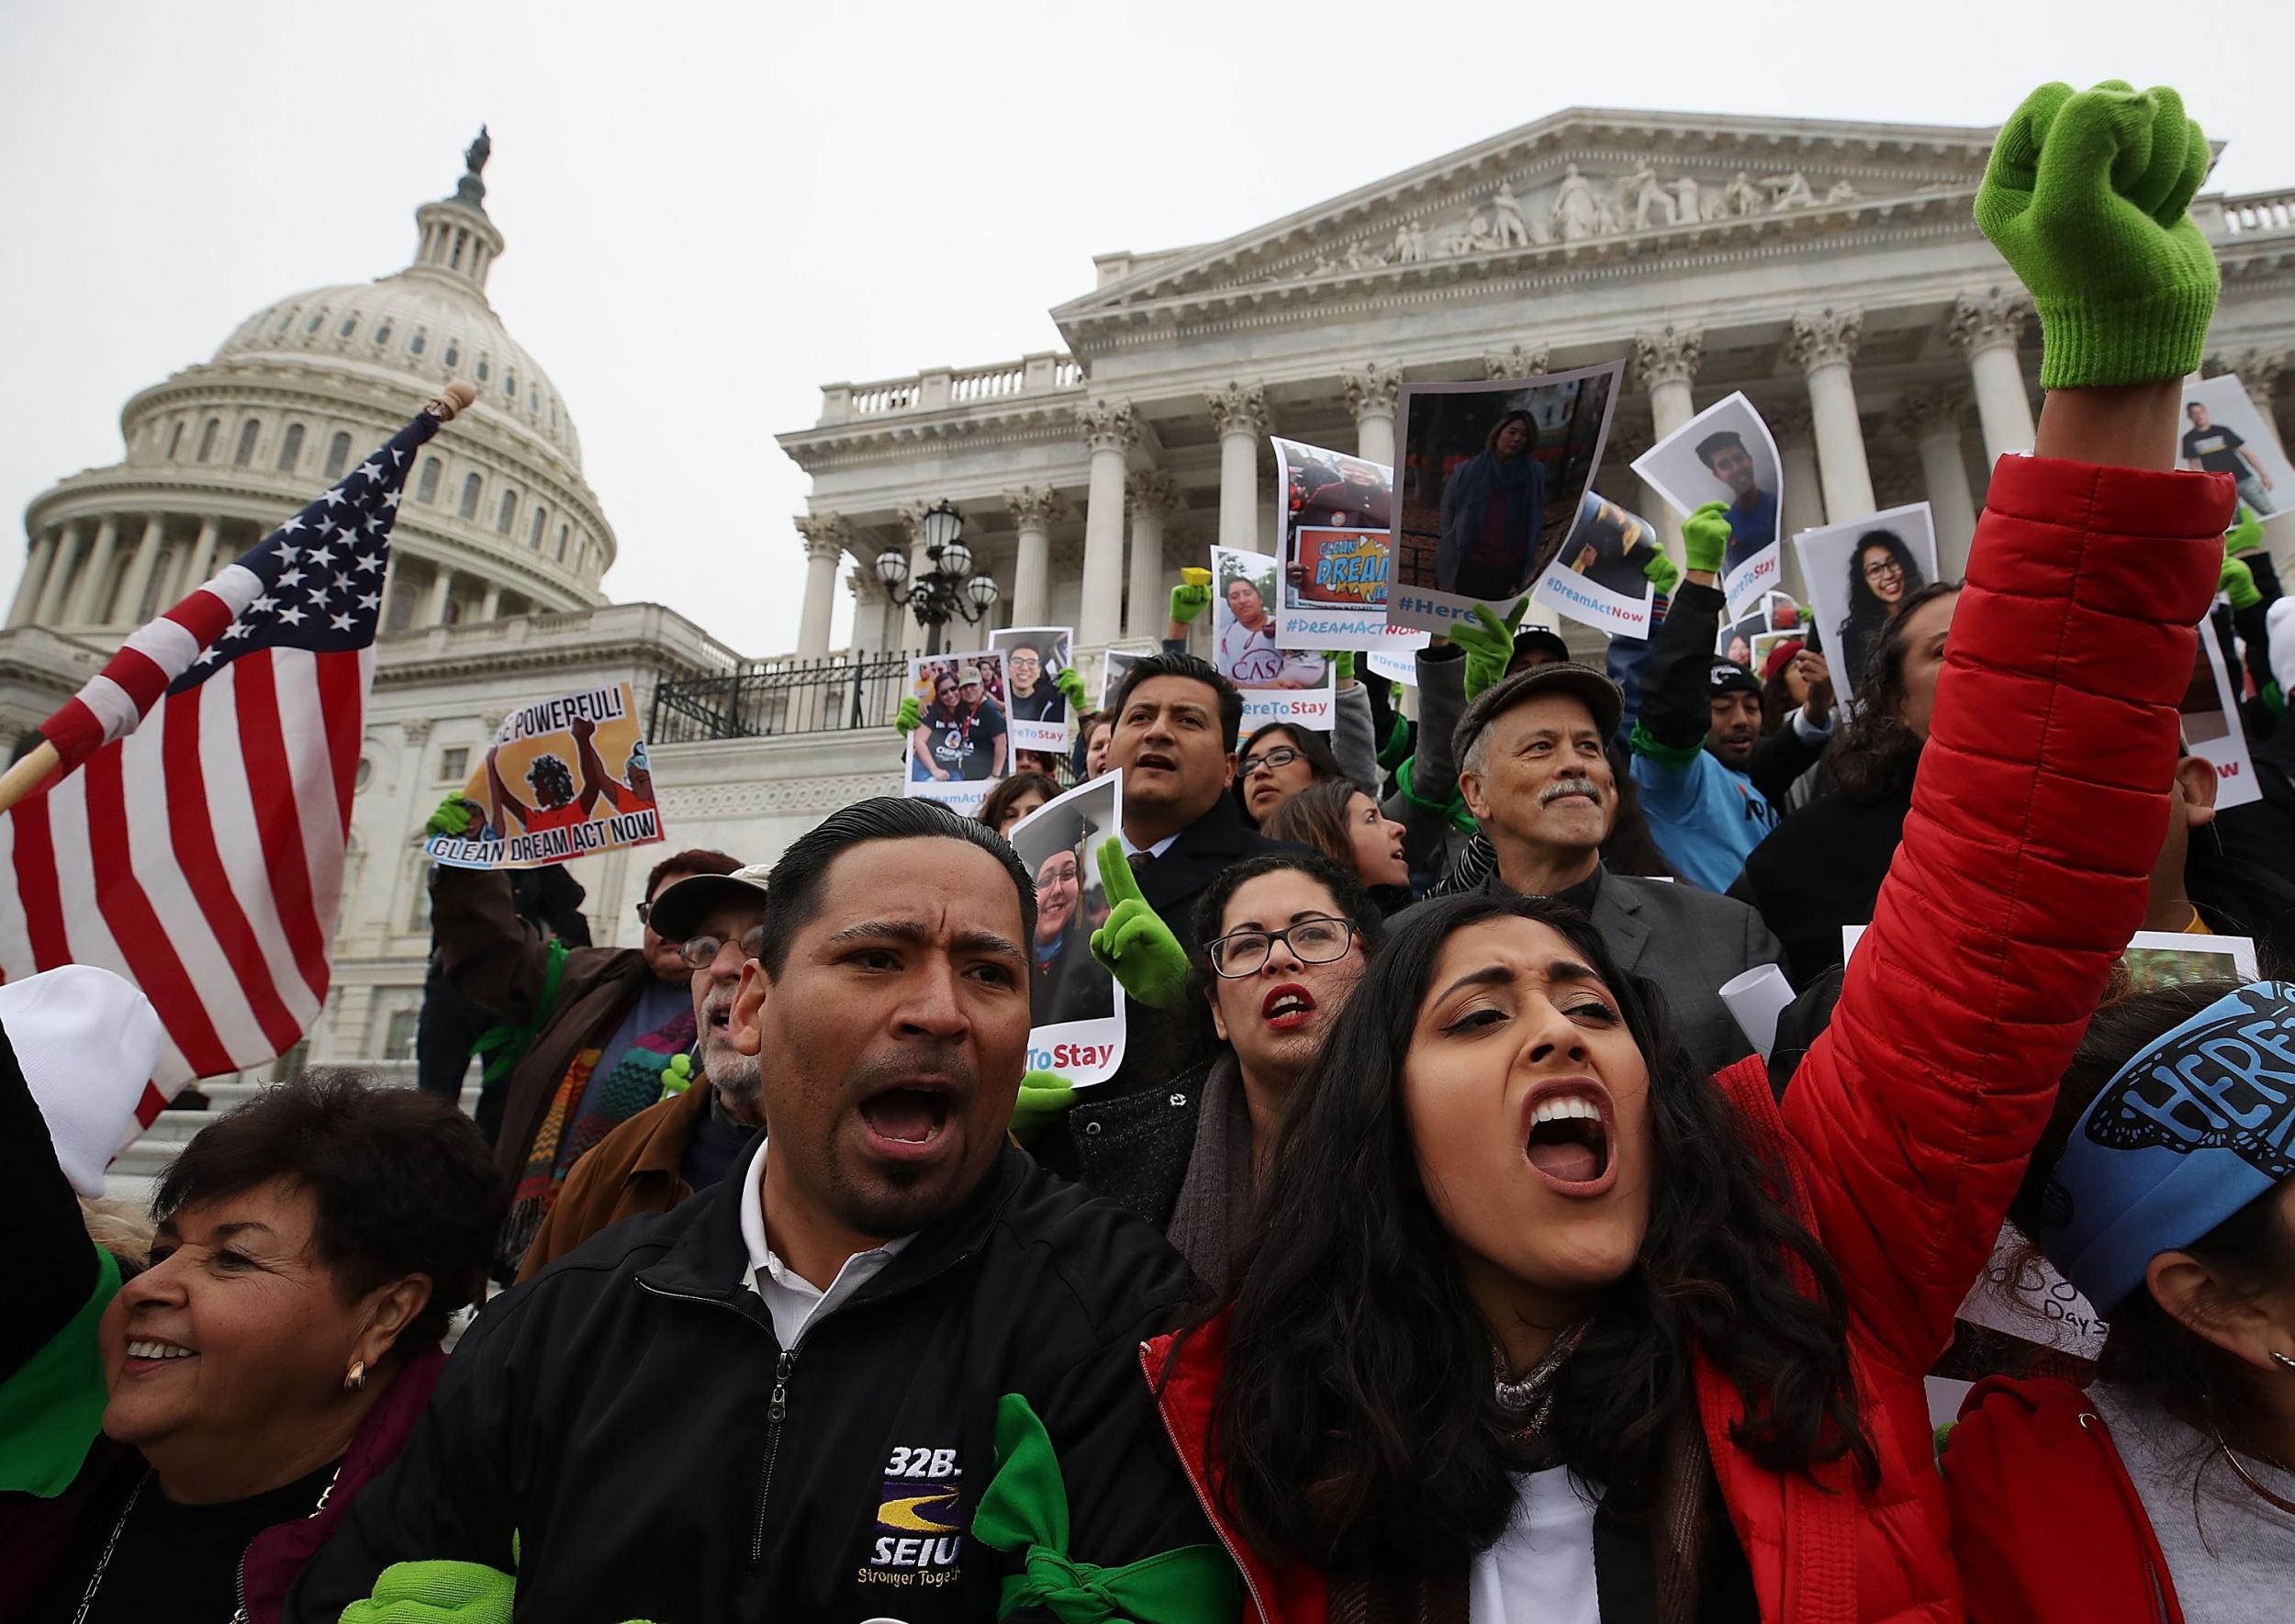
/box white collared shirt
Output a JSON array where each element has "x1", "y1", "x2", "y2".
[
  {"x1": 1118, "y1": 830, "x2": 1180, "y2": 863},
  {"x1": 736, "y1": 1138, "x2": 911, "y2": 1349}
]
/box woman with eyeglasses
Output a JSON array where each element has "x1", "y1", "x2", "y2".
[
  {"x1": 1235, "y1": 722, "x2": 1353, "y2": 828},
  {"x1": 1069, "y1": 850, "x2": 1383, "y2": 1294}
]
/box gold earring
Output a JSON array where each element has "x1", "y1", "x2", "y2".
[{"x1": 343, "y1": 1359, "x2": 366, "y2": 1392}]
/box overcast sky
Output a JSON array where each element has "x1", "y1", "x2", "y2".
[{"x1": 4, "y1": 1, "x2": 2288, "y2": 657}]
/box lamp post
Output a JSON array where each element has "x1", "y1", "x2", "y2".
[{"x1": 876, "y1": 499, "x2": 1000, "y2": 655}]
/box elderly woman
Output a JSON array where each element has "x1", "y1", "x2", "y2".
[
  {"x1": 3, "y1": 1057, "x2": 501, "y2": 1624},
  {"x1": 1436, "y1": 409, "x2": 1548, "y2": 601}
]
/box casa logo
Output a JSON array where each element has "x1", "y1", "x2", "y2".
[{"x1": 860, "y1": 1442, "x2": 965, "y2": 1590}]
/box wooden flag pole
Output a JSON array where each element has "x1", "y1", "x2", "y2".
[{"x1": 0, "y1": 383, "x2": 479, "y2": 820}]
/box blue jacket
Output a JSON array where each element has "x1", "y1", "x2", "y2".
[{"x1": 1629, "y1": 578, "x2": 1779, "y2": 890}]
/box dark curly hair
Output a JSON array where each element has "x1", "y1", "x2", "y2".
[
  {"x1": 1206, "y1": 890, "x2": 1875, "y2": 1575},
  {"x1": 1829, "y1": 579, "x2": 1962, "y2": 802},
  {"x1": 156, "y1": 1074, "x2": 503, "y2": 1353},
  {"x1": 525, "y1": 752, "x2": 577, "y2": 810}
]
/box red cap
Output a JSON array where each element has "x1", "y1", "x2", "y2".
[{"x1": 1759, "y1": 637, "x2": 1806, "y2": 683}]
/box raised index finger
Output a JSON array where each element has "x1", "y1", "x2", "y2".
[{"x1": 1097, "y1": 832, "x2": 1144, "y2": 906}]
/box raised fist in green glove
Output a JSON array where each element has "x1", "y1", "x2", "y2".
[
  {"x1": 1448, "y1": 598, "x2": 1528, "y2": 700},
  {"x1": 1052, "y1": 666, "x2": 1087, "y2": 710},
  {"x1": 894, "y1": 695, "x2": 922, "y2": 739},
  {"x1": 2228, "y1": 505, "x2": 2265, "y2": 556},
  {"x1": 1088, "y1": 836, "x2": 1191, "y2": 1010},
  {"x1": 340, "y1": 1557, "x2": 514, "y2": 1624},
  {"x1": 2221, "y1": 550, "x2": 2262, "y2": 610},
  {"x1": 1330, "y1": 649, "x2": 1356, "y2": 685},
  {"x1": 1009, "y1": 1070, "x2": 1077, "y2": 1146},
  {"x1": 1976, "y1": 81, "x2": 2216, "y2": 388},
  {"x1": 424, "y1": 795, "x2": 481, "y2": 839},
  {"x1": 1681, "y1": 501, "x2": 1731, "y2": 577},
  {"x1": 1170, "y1": 579, "x2": 1212, "y2": 626},
  {"x1": 1640, "y1": 547, "x2": 1682, "y2": 597}
]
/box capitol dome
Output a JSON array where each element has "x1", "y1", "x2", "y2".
[{"x1": 12, "y1": 130, "x2": 615, "y2": 642}]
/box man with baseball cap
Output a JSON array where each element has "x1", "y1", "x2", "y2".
[
  {"x1": 516, "y1": 861, "x2": 773, "y2": 1277},
  {"x1": 1628, "y1": 503, "x2": 1809, "y2": 890},
  {"x1": 1454, "y1": 658, "x2": 1785, "y2": 1071}
]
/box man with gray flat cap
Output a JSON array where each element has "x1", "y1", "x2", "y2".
[{"x1": 1453, "y1": 660, "x2": 1786, "y2": 1071}]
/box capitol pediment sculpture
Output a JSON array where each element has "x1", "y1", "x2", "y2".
[{"x1": 1261, "y1": 155, "x2": 1879, "y2": 284}]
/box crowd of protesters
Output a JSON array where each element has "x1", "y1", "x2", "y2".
[{"x1": 8, "y1": 79, "x2": 2295, "y2": 1622}]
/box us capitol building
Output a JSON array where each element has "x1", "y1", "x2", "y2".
[{"x1": 6, "y1": 108, "x2": 2293, "y2": 1081}]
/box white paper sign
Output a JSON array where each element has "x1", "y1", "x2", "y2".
[
  {"x1": 2186, "y1": 617, "x2": 2264, "y2": 812},
  {"x1": 1790, "y1": 503, "x2": 1939, "y2": 698},
  {"x1": 1387, "y1": 363, "x2": 1624, "y2": 634},
  {"x1": 990, "y1": 626, "x2": 1075, "y2": 756},
  {"x1": 1209, "y1": 544, "x2": 1337, "y2": 731},
  {"x1": 1271, "y1": 438, "x2": 1431, "y2": 665},
  {"x1": 901, "y1": 649, "x2": 1011, "y2": 817},
  {"x1": 1532, "y1": 490, "x2": 1662, "y2": 639},
  {"x1": 1631, "y1": 390, "x2": 1786, "y2": 619},
  {"x1": 1010, "y1": 772, "x2": 1127, "y2": 1088}
]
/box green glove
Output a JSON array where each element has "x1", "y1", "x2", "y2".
[
  {"x1": 1170, "y1": 579, "x2": 1211, "y2": 626},
  {"x1": 1682, "y1": 501, "x2": 1731, "y2": 577},
  {"x1": 2221, "y1": 551, "x2": 2262, "y2": 610},
  {"x1": 894, "y1": 695, "x2": 922, "y2": 739},
  {"x1": 1975, "y1": 81, "x2": 2216, "y2": 388},
  {"x1": 1009, "y1": 1070, "x2": 1077, "y2": 1146},
  {"x1": 1448, "y1": 598, "x2": 1528, "y2": 700},
  {"x1": 1052, "y1": 666, "x2": 1087, "y2": 709},
  {"x1": 2228, "y1": 505, "x2": 2265, "y2": 556},
  {"x1": 341, "y1": 1560, "x2": 515, "y2": 1624},
  {"x1": 1640, "y1": 547, "x2": 1682, "y2": 597},
  {"x1": 2266, "y1": 681, "x2": 2287, "y2": 717},
  {"x1": 1087, "y1": 837, "x2": 1191, "y2": 1010},
  {"x1": 423, "y1": 796, "x2": 479, "y2": 839},
  {"x1": 1330, "y1": 650, "x2": 1356, "y2": 684}
]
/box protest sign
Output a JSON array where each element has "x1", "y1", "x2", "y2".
[
  {"x1": 1009, "y1": 772, "x2": 1125, "y2": 1087},
  {"x1": 2183, "y1": 619, "x2": 2263, "y2": 811},
  {"x1": 2177, "y1": 373, "x2": 2293, "y2": 539},
  {"x1": 990, "y1": 626, "x2": 1074, "y2": 756},
  {"x1": 1271, "y1": 437, "x2": 1429, "y2": 662},
  {"x1": 1210, "y1": 545, "x2": 1336, "y2": 732},
  {"x1": 1531, "y1": 490, "x2": 1663, "y2": 639},
  {"x1": 902, "y1": 651, "x2": 1011, "y2": 817},
  {"x1": 1716, "y1": 590, "x2": 1802, "y2": 666},
  {"x1": 1097, "y1": 645, "x2": 1152, "y2": 710},
  {"x1": 1792, "y1": 503, "x2": 1939, "y2": 698},
  {"x1": 1631, "y1": 391, "x2": 1786, "y2": 619},
  {"x1": 423, "y1": 681, "x2": 666, "y2": 870},
  {"x1": 1388, "y1": 363, "x2": 1622, "y2": 634}
]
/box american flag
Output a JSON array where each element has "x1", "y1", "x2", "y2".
[{"x1": 0, "y1": 400, "x2": 455, "y2": 1124}]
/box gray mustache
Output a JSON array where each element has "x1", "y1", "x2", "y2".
[{"x1": 1541, "y1": 775, "x2": 1605, "y2": 805}]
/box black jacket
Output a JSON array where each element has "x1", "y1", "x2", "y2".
[
  {"x1": 287, "y1": 1142, "x2": 1215, "y2": 1622},
  {"x1": 1730, "y1": 787, "x2": 1912, "y2": 987}
]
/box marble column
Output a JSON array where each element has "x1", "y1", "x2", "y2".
[
  {"x1": 1767, "y1": 403, "x2": 1826, "y2": 600},
  {"x1": 1635, "y1": 327, "x2": 1704, "y2": 557},
  {"x1": 476, "y1": 581, "x2": 502, "y2": 622},
  {"x1": 110, "y1": 515, "x2": 168, "y2": 629},
  {"x1": 1483, "y1": 344, "x2": 1551, "y2": 382},
  {"x1": 847, "y1": 571, "x2": 889, "y2": 659},
  {"x1": 1343, "y1": 365, "x2": 1401, "y2": 469},
  {"x1": 793, "y1": 513, "x2": 850, "y2": 658},
  {"x1": 35, "y1": 522, "x2": 82, "y2": 624},
  {"x1": 1077, "y1": 399, "x2": 1137, "y2": 646},
  {"x1": 1002, "y1": 486, "x2": 1062, "y2": 631},
  {"x1": 1948, "y1": 288, "x2": 2038, "y2": 465},
  {"x1": 1206, "y1": 383, "x2": 1270, "y2": 555},
  {"x1": 1125, "y1": 471, "x2": 1179, "y2": 641},
  {"x1": 8, "y1": 531, "x2": 58, "y2": 627},
  {"x1": 421, "y1": 564, "x2": 454, "y2": 628},
  {"x1": 1788, "y1": 308, "x2": 1875, "y2": 523},
  {"x1": 64, "y1": 516, "x2": 121, "y2": 626},
  {"x1": 1895, "y1": 387, "x2": 1978, "y2": 579},
  {"x1": 176, "y1": 516, "x2": 222, "y2": 599}
]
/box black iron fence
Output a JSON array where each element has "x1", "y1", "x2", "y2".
[{"x1": 649, "y1": 654, "x2": 912, "y2": 745}]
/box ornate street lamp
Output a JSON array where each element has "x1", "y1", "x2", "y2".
[{"x1": 876, "y1": 499, "x2": 1000, "y2": 655}]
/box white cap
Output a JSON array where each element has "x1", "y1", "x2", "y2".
[{"x1": 0, "y1": 965, "x2": 165, "y2": 1196}]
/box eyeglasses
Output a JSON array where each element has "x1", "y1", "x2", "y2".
[
  {"x1": 677, "y1": 924, "x2": 766, "y2": 970},
  {"x1": 1207, "y1": 916, "x2": 1357, "y2": 978},
  {"x1": 1239, "y1": 745, "x2": 1304, "y2": 778},
  {"x1": 634, "y1": 901, "x2": 653, "y2": 925}
]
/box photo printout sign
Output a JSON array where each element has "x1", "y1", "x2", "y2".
[
  {"x1": 1210, "y1": 545, "x2": 1336, "y2": 732},
  {"x1": 1531, "y1": 489, "x2": 1664, "y2": 639},
  {"x1": 990, "y1": 626, "x2": 1075, "y2": 755},
  {"x1": 901, "y1": 650, "x2": 1011, "y2": 817},
  {"x1": 1631, "y1": 390, "x2": 1786, "y2": 619},
  {"x1": 1387, "y1": 362, "x2": 1623, "y2": 634},
  {"x1": 1271, "y1": 437, "x2": 1428, "y2": 661},
  {"x1": 1009, "y1": 771, "x2": 1126, "y2": 1086},
  {"x1": 1791, "y1": 503, "x2": 1940, "y2": 698}
]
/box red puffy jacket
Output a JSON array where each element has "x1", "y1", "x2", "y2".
[{"x1": 1142, "y1": 455, "x2": 2235, "y2": 1623}]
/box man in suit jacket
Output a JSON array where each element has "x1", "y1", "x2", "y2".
[{"x1": 1454, "y1": 661, "x2": 1785, "y2": 1072}]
